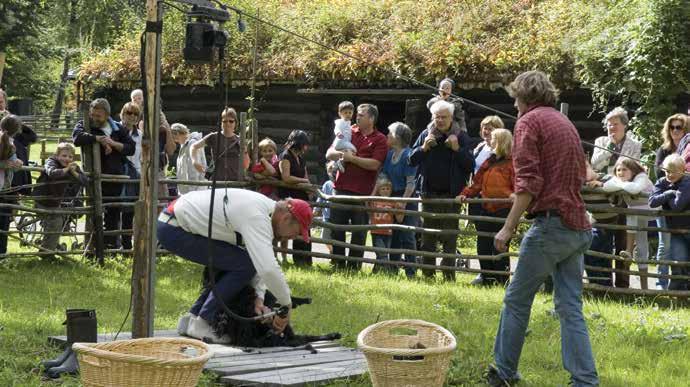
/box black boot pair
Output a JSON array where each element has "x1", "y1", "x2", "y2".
[{"x1": 41, "y1": 309, "x2": 97, "y2": 379}]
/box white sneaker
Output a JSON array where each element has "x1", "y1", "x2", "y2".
[
  {"x1": 177, "y1": 313, "x2": 195, "y2": 336},
  {"x1": 186, "y1": 316, "x2": 231, "y2": 344}
]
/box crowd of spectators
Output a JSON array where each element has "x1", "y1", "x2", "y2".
[{"x1": 0, "y1": 82, "x2": 689, "y2": 291}]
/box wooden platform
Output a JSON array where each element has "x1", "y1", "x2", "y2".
[{"x1": 48, "y1": 330, "x2": 368, "y2": 386}]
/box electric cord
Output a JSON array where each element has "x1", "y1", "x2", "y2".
[{"x1": 205, "y1": 44, "x2": 289, "y2": 324}]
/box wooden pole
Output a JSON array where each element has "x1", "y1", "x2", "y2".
[
  {"x1": 132, "y1": 0, "x2": 162, "y2": 338},
  {"x1": 78, "y1": 102, "x2": 98, "y2": 259},
  {"x1": 0, "y1": 52, "x2": 5, "y2": 86},
  {"x1": 249, "y1": 11, "x2": 259, "y2": 165},
  {"x1": 90, "y1": 123, "x2": 105, "y2": 265},
  {"x1": 239, "y1": 112, "x2": 247, "y2": 181}
]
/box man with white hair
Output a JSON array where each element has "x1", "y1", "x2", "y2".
[
  {"x1": 410, "y1": 100, "x2": 474, "y2": 281},
  {"x1": 130, "y1": 89, "x2": 144, "y2": 108}
]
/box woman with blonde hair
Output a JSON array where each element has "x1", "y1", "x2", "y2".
[
  {"x1": 653, "y1": 113, "x2": 687, "y2": 289},
  {"x1": 458, "y1": 128, "x2": 514, "y2": 286}
]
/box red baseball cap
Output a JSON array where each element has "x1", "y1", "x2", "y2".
[{"x1": 287, "y1": 199, "x2": 313, "y2": 242}]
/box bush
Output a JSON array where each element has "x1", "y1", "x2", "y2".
[{"x1": 574, "y1": 0, "x2": 690, "y2": 151}]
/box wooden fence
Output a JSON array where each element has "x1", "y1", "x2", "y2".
[{"x1": 1, "y1": 156, "x2": 689, "y2": 299}]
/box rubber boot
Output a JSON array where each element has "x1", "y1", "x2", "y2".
[
  {"x1": 45, "y1": 309, "x2": 97, "y2": 378},
  {"x1": 45, "y1": 351, "x2": 78, "y2": 379},
  {"x1": 41, "y1": 347, "x2": 72, "y2": 369}
]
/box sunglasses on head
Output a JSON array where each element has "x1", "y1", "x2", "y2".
[{"x1": 670, "y1": 124, "x2": 684, "y2": 131}]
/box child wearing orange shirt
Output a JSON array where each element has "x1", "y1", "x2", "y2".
[{"x1": 369, "y1": 175, "x2": 403, "y2": 274}]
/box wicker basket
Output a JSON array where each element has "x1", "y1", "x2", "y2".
[
  {"x1": 72, "y1": 337, "x2": 212, "y2": 387},
  {"x1": 357, "y1": 319, "x2": 456, "y2": 387}
]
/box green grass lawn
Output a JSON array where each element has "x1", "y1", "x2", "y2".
[{"x1": 0, "y1": 256, "x2": 688, "y2": 386}]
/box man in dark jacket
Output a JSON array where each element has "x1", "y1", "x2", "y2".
[
  {"x1": 410, "y1": 100, "x2": 474, "y2": 280},
  {"x1": 12, "y1": 124, "x2": 37, "y2": 195},
  {"x1": 72, "y1": 98, "x2": 135, "y2": 249}
]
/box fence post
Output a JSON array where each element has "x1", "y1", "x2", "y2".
[
  {"x1": 239, "y1": 111, "x2": 247, "y2": 181},
  {"x1": 89, "y1": 114, "x2": 105, "y2": 265},
  {"x1": 79, "y1": 101, "x2": 101, "y2": 261},
  {"x1": 132, "y1": 0, "x2": 161, "y2": 339}
]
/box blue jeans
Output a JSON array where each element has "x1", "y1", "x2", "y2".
[
  {"x1": 390, "y1": 202, "x2": 419, "y2": 278},
  {"x1": 372, "y1": 233, "x2": 394, "y2": 274},
  {"x1": 669, "y1": 233, "x2": 690, "y2": 291},
  {"x1": 157, "y1": 220, "x2": 257, "y2": 322},
  {"x1": 494, "y1": 215, "x2": 598, "y2": 386},
  {"x1": 656, "y1": 217, "x2": 670, "y2": 289}
]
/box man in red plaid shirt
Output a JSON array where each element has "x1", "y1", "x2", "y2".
[{"x1": 485, "y1": 71, "x2": 599, "y2": 387}]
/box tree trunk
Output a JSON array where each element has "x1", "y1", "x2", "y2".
[
  {"x1": 50, "y1": 0, "x2": 78, "y2": 128},
  {"x1": 0, "y1": 51, "x2": 5, "y2": 87},
  {"x1": 50, "y1": 54, "x2": 70, "y2": 128}
]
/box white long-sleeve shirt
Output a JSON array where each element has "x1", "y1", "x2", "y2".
[
  {"x1": 172, "y1": 189, "x2": 291, "y2": 305},
  {"x1": 602, "y1": 172, "x2": 654, "y2": 209}
]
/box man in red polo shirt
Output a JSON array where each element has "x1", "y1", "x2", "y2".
[
  {"x1": 326, "y1": 103, "x2": 389, "y2": 270},
  {"x1": 485, "y1": 71, "x2": 598, "y2": 387}
]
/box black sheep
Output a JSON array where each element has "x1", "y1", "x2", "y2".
[{"x1": 202, "y1": 268, "x2": 341, "y2": 347}]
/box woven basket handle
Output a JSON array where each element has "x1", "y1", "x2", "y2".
[{"x1": 389, "y1": 327, "x2": 418, "y2": 336}]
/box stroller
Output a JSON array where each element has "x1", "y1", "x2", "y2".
[{"x1": 15, "y1": 184, "x2": 86, "y2": 253}]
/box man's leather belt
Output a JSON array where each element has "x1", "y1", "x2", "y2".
[{"x1": 527, "y1": 209, "x2": 560, "y2": 219}]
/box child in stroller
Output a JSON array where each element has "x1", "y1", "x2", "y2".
[{"x1": 31, "y1": 143, "x2": 88, "y2": 259}]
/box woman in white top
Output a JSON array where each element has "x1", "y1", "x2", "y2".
[
  {"x1": 170, "y1": 123, "x2": 207, "y2": 195},
  {"x1": 602, "y1": 158, "x2": 654, "y2": 289}
]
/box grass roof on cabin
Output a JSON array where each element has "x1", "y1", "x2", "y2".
[{"x1": 77, "y1": 0, "x2": 612, "y2": 89}]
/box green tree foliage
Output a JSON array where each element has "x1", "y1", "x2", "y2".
[
  {"x1": 1, "y1": 0, "x2": 145, "y2": 110},
  {"x1": 0, "y1": 1, "x2": 58, "y2": 109},
  {"x1": 574, "y1": 0, "x2": 690, "y2": 151}
]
